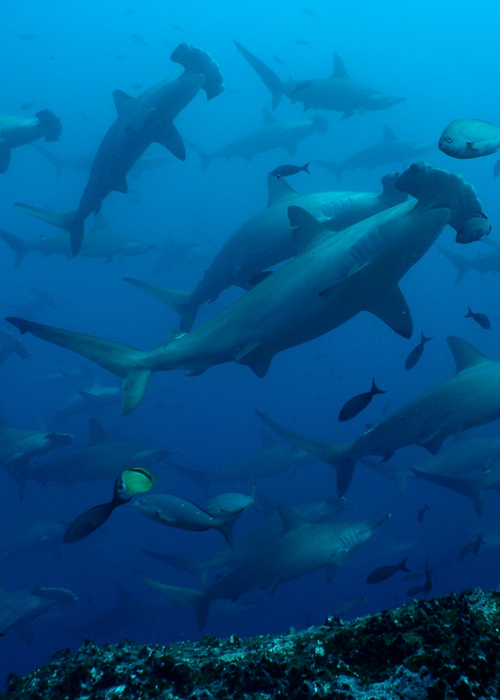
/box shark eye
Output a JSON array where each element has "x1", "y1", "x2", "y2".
[{"x1": 445, "y1": 136, "x2": 453, "y2": 143}]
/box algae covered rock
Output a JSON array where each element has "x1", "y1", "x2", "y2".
[{"x1": 1, "y1": 588, "x2": 499, "y2": 700}]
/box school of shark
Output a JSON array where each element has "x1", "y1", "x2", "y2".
[{"x1": 1, "y1": 1, "x2": 500, "y2": 685}]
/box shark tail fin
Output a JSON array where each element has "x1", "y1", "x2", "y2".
[
  {"x1": 136, "y1": 570, "x2": 210, "y2": 628},
  {"x1": 435, "y1": 244, "x2": 471, "y2": 285},
  {"x1": 35, "y1": 109, "x2": 62, "y2": 142},
  {"x1": 13, "y1": 202, "x2": 84, "y2": 256},
  {"x1": 6, "y1": 317, "x2": 153, "y2": 415},
  {"x1": 170, "y1": 43, "x2": 224, "y2": 100},
  {"x1": 0, "y1": 228, "x2": 28, "y2": 267},
  {"x1": 256, "y1": 410, "x2": 355, "y2": 496},
  {"x1": 124, "y1": 277, "x2": 198, "y2": 332},
  {"x1": 234, "y1": 40, "x2": 283, "y2": 110},
  {"x1": 411, "y1": 469, "x2": 483, "y2": 516}
]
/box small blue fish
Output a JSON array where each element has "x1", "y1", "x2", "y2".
[
  {"x1": 405, "y1": 331, "x2": 433, "y2": 370},
  {"x1": 339, "y1": 378, "x2": 386, "y2": 422},
  {"x1": 270, "y1": 163, "x2": 310, "y2": 177},
  {"x1": 464, "y1": 306, "x2": 490, "y2": 329}
]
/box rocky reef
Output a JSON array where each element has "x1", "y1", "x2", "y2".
[{"x1": 2, "y1": 588, "x2": 499, "y2": 700}]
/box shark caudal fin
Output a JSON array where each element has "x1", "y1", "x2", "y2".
[
  {"x1": 435, "y1": 244, "x2": 471, "y2": 285},
  {"x1": 124, "y1": 277, "x2": 198, "y2": 332},
  {"x1": 411, "y1": 469, "x2": 484, "y2": 516},
  {"x1": 6, "y1": 317, "x2": 153, "y2": 415},
  {"x1": 255, "y1": 410, "x2": 356, "y2": 497},
  {"x1": 234, "y1": 40, "x2": 284, "y2": 110},
  {"x1": 170, "y1": 43, "x2": 224, "y2": 100},
  {"x1": 0, "y1": 228, "x2": 29, "y2": 267},
  {"x1": 13, "y1": 203, "x2": 84, "y2": 256},
  {"x1": 35, "y1": 110, "x2": 62, "y2": 142}
]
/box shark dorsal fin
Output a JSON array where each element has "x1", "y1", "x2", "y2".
[
  {"x1": 262, "y1": 108, "x2": 277, "y2": 127},
  {"x1": 288, "y1": 205, "x2": 329, "y2": 254},
  {"x1": 382, "y1": 124, "x2": 397, "y2": 142},
  {"x1": 92, "y1": 214, "x2": 109, "y2": 232},
  {"x1": 276, "y1": 504, "x2": 309, "y2": 533},
  {"x1": 332, "y1": 53, "x2": 349, "y2": 79},
  {"x1": 267, "y1": 172, "x2": 297, "y2": 207},
  {"x1": 88, "y1": 418, "x2": 109, "y2": 444},
  {"x1": 447, "y1": 336, "x2": 491, "y2": 374},
  {"x1": 112, "y1": 89, "x2": 134, "y2": 115}
]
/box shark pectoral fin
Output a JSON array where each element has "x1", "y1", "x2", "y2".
[
  {"x1": 285, "y1": 140, "x2": 297, "y2": 157},
  {"x1": 288, "y1": 205, "x2": 329, "y2": 255},
  {"x1": 0, "y1": 145, "x2": 11, "y2": 173},
  {"x1": 362, "y1": 285, "x2": 413, "y2": 339},
  {"x1": 235, "y1": 343, "x2": 274, "y2": 378},
  {"x1": 157, "y1": 123, "x2": 186, "y2": 161},
  {"x1": 112, "y1": 89, "x2": 134, "y2": 115},
  {"x1": 122, "y1": 369, "x2": 153, "y2": 415},
  {"x1": 110, "y1": 174, "x2": 128, "y2": 195},
  {"x1": 418, "y1": 431, "x2": 446, "y2": 455}
]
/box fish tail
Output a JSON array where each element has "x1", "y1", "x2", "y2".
[
  {"x1": 124, "y1": 277, "x2": 198, "y2": 332},
  {"x1": 370, "y1": 378, "x2": 386, "y2": 396},
  {"x1": 0, "y1": 227, "x2": 28, "y2": 267},
  {"x1": 6, "y1": 317, "x2": 154, "y2": 415},
  {"x1": 421, "y1": 331, "x2": 433, "y2": 344},
  {"x1": 464, "y1": 306, "x2": 473, "y2": 318},
  {"x1": 398, "y1": 556, "x2": 411, "y2": 572},
  {"x1": 170, "y1": 43, "x2": 224, "y2": 100},
  {"x1": 302, "y1": 162, "x2": 311, "y2": 174},
  {"x1": 35, "y1": 109, "x2": 62, "y2": 142},
  {"x1": 256, "y1": 410, "x2": 355, "y2": 496},
  {"x1": 13, "y1": 202, "x2": 84, "y2": 256}
]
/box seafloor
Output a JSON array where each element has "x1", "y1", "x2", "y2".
[{"x1": 2, "y1": 588, "x2": 498, "y2": 700}]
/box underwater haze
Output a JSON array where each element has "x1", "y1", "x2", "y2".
[{"x1": 1, "y1": 0, "x2": 500, "y2": 688}]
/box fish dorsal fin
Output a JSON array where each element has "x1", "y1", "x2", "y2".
[
  {"x1": 113, "y1": 89, "x2": 134, "y2": 115},
  {"x1": 92, "y1": 213, "x2": 109, "y2": 232},
  {"x1": 88, "y1": 418, "x2": 109, "y2": 444},
  {"x1": 266, "y1": 172, "x2": 297, "y2": 207},
  {"x1": 262, "y1": 108, "x2": 277, "y2": 127},
  {"x1": 288, "y1": 205, "x2": 329, "y2": 255},
  {"x1": 261, "y1": 428, "x2": 278, "y2": 449},
  {"x1": 382, "y1": 125, "x2": 397, "y2": 142},
  {"x1": 332, "y1": 53, "x2": 349, "y2": 79},
  {"x1": 363, "y1": 285, "x2": 413, "y2": 339},
  {"x1": 276, "y1": 504, "x2": 309, "y2": 533},
  {"x1": 447, "y1": 336, "x2": 491, "y2": 375}
]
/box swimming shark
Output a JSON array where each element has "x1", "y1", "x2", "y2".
[
  {"x1": 316, "y1": 125, "x2": 435, "y2": 182},
  {"x1": 125, "y1": 171, "x2": 408, "y2": 331},
  {"x1": 14, "y1": 43, "x2": 224, "y2": 255},
  {"x1": 139, "y1": 507, "x2": 389, "y2": 629},
  {"x1": 23, "y1": 418, "x2": 175, "y2": 487},
  {"x1": 0, "y1": 585, "x2": 76, "y2": 641},
  {"x1": 6, "y1": 164, "x2": 488, "y2": 416},
  {"x1": 0, "y1": 110, "x2": 62, "y2": 173},
  {"x1": 0, "y1": 214, "x2": 156, "y2": 267},
  {"x1": 189, "y1": 108, "x2": 328, "y2": 171},
  {"x1": 436, "y1": 240, "x2": 500, "y2": 284},
  {"x1": 0, "y1": 419, "x2": 73, "y2": 497},
  {"x1": 0, "y1": 327, "x2": 31, "y2": 365},
  {"x1": 51, "y1": 383, "x2": 121, "y2": 426},
  {"x1": 234, "y1": 41, "x2": 404, "y2": 117},
  {"x1": 32, "y1": 143, "x2": 170, "y2": 180},
  {"x1": 258, "y1": 336, "x2": 500, "y2": 498}
]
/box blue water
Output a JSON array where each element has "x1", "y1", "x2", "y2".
[{"x1": 1, "y1": 0, "x2": 499, "y2": 687}]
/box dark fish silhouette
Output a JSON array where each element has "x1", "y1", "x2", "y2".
[
  {"x1": 20, "y1": 101, "x2": 36, "y2": 111},
  {"x1": 296, "y1": 39, "x2": 310, "y2": 46},
  {"x1": 274, "y1": 56, "x2": 287, "y2": 66},
  {"x1": 339, "y1": 378, "x2": 386, "y2": 422},
  {"x1": 366, "y1": 556, "x2": 410, "y2": 584},
  {"x1": 406, "y1": 559, "x2": 432, "y2": 596},
  {"x1": 464, "y1": 306, "x2": 490, "y2": 329},
  {"x1": 417, "y1": 503, "x2": 430, "y2": 524},
  {"x1": 405, "y1": 331, "x2": 433, "y2": 370},
  {"x1": 270, "y1": 163, "x2": 310, "y2": 177},
  {"x1": 460, "y1": 534, "x2": 484, "y2": 559}
]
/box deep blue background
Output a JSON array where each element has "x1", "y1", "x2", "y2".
[{"x1": 1, "y1": 0, "x2": 499, "y2": 688}]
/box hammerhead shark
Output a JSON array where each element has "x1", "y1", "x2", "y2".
[
  {"x1": 14, "y1": 43, "x2": 224, "y2": 255},
  {"x1": 6, "y1": 164, "x2": 488, "y2": 417}
]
